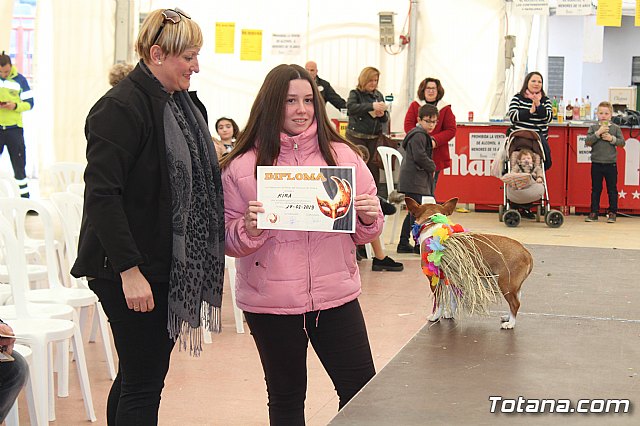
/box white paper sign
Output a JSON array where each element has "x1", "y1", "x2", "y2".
[
  {"x1": 256, "y1": 166, "x2": 356, "y2": 233},
  {"x1": 513, "y1": 0, "x2": 550, "y2": 15},
  {"x1": 468, "y1": 133, "x2": 506, "y2": 160},
  {"x1": 577, "y1": 134, "x2": 591, "y2": 163},
  {"x1": 271, "y1": 33, "x2": 302, "y2": 55},
  {"x1": 556, "y1": 0, "x2": 593, "y2": 16}
]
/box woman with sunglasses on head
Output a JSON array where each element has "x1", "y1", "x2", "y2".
[
  {"x1": 71, "y1": 9, "x2": 225, "y2": 425},
  {"x1": 220, "y1": 64, "x2": 382, "y2": 425},
  {"x1": 403, "y1": 78, "x2": 456, "y2": 197}
]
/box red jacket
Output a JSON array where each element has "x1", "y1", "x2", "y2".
[{"x1": 403, "y1": 100, "x2": 456, "y2": 171}]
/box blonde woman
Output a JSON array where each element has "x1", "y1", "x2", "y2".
[
  {"x1": 346, "y1": 66, "x2": 389, "y2": 185},
  {"x1": 72, "y1": 9, "x2": 224, "y2": 424}
]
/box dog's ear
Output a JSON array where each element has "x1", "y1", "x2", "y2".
[
  {"x1": 441, "y1": 198, "x2": 459, "y2": 216},
  {"x1": 405, "y1": 197, "x2": 421, "y2": 216}
]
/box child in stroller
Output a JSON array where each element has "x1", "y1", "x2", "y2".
[{"x1": 497, "y1": 129, "x2": 563, "y2": 227}]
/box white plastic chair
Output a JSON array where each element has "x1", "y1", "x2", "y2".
[
  {"x1": 67, "y1": 182, "x2": 85, "y2": 197},
  {"x1": 0, "y1": 174, "x2": 21, "y2": 198},
  {"x1": 377, "y1": 146, "x2": 404, "y2": 244},
  {"x1": 5, "y1": 344, "x2": 38, "y2": 426},
  {"x1": 49, "y1": 192, "x2": 117, "y2": 380},
  {"x1": 1, "y1": 198, "x2": 115, "y2": 387},
  {"x1": 0, "y1": 216, "x2": 96, "y2": 424},
  {"x1": 48, "y1": 162, "x2": 85, "y2": 192}
]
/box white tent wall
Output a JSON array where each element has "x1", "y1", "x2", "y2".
[
  {"x1": 138, "y1": 0, "x2": 508, "y2": 133},
  {"x1": 33, "y1": 0, "x2": 115, "y2": 185}
]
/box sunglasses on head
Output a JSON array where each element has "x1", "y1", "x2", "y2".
[{"x1": 152, "y1": 8, "x2": 191, "y2": 46}]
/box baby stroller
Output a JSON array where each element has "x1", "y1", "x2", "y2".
[{"x1": 497, "y1": 129, "x2": 564, "y2": 228}]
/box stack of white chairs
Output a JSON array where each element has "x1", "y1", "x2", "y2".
[
  {"x1": 377, "y1": 146, "x2": 405, "y2": 244},
  {"x1": 0, "y1": 215, "x2": 96, "y2": 424},
  {"x1": 49, "y1": 191, "x2": 117, "y2": 379}
]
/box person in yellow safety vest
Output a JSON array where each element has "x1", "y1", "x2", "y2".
[{"x1": 0, "y1": 51, "x2": 34, "y2": 198}]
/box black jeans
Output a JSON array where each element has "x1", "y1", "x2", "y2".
[
  {"x1": 399, "y1": 192, "x2": 423, "y2": 246},
  {"x1": 590, "y1": 162, "x2": 618, "y2": 214},
  {"x1": 244, "y1": 299, "x2": 375, "y2": 426},
  {"x1": 89, "y1": 279, "x2": 175, "y2": 425}
]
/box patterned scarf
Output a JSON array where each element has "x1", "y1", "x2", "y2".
[{"x1": 140, "y1": 62, "x2": 225, "y2": 356}]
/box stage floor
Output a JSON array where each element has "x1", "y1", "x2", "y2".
[{"x1": 330, "y1": 244, "x2": 640, "y2": 425}]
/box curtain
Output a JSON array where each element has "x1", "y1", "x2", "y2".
[{"x1": 33, "y1": 0, "x2": 115, "y2": 190}]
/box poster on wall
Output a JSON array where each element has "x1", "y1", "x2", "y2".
[
  {"x1": 556, "y1": 0, "x2": 593, "y2": 16},
  {"x1": 241, "y1": 29, "x2": 262, "y2": 61},
  {"x1": 271, "y1": 33, "x2": 302, "y2": 55},
  {"x1": 596, "y1": 0, "x2": 623, "y2": 27},
  {"x1": 215, "y1": 22, "x2": 235, "y2": 54},
  {"x1": 468, "y1": 133, "x2": 505, "y2": 160},
  {"x1": 513, "y1": 0, "x2": 550, "y2": 15}
]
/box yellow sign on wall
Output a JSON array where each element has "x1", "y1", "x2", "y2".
[
  {"x1": 596, "y1": 0, "x2": 622, "y2": 27},
  {"x1": 339, "y1": 121, "x2": 348, "y2": 137},
  {"x1": 215, "y1": 22, "x2": 235, "y2": 54},
  {"x1": 636, "y1": 0, "x2": 640, "y2": 26},
  {"x1": 241, "y1": 29, "x2": 263, "y2": 61}
]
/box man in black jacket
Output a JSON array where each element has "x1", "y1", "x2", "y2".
[{"x1": 305, "y1": 61, "x2": 347, "y2": 111}]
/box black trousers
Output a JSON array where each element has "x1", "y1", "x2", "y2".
[
  {"x1": 89, "y1": 279, "x2": 175, "y2": 426},
  {"x1": 590, "y1": 162, "x2": 618, "y2": 214},
  {"x1": 0, "y1": 127, "x2": 29, "y2": 197},
  {"x1": 244, "y1": 299, "x2": 375, "y2": 426},
  {"x1": 399, "y1": 192, "x2": 424, "y2": 246}
]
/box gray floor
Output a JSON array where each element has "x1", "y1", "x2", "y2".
[{"x1": 330, "y1": 244, "x2": 640, "y2": 425}]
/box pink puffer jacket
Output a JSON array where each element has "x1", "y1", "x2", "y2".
[{"x1": 222, "y1": 122, "x2": 383, "y2": 314}]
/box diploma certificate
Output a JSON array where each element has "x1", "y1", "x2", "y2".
[{"x1": 256, "y1": 166, "x2": 356, "y2": 232}]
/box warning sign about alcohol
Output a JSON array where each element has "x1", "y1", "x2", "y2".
[
  {"x1": 469, "y1": 133, "x2": 505, "y2": 160},
  {"x1": 556, "y1": 0, "x2": 592, "y2": 16},
  {"x1": 576, "y1": 134, "x2": 591, "y2": 163},
  {"x1": 271, "y1": 33, "x2": 302, "y2": 55}
]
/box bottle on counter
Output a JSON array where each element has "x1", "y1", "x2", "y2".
[
  {"x1": 580, "y1": 98, "x2": 586, "y2": 120},
  {"x1": 557, "y1": 96, "x2": 565, "y2": 123},
  {"x1": 565, "y1": 99, "x2": 573, "y2": 121},
  {"x1": 552, "y1": 96, "x2": 558, "y2": 120},
  {"x1": 585, "y1": 95, "x2": 592, "y2": 120},
  {"x1": 572, "y1": 98, "x2": 580, "y2": 121}
]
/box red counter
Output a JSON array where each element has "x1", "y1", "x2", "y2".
[
  {"x1": 437, "y1": 123, "x2": 568, "y2": 210},
  {"x1": 566, "y1": 125, "x2": 640, "y2": 214}
]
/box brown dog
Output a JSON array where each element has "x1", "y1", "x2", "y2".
[{"x1": 406, "y1": 197, "x2": 533, "y2": 329}]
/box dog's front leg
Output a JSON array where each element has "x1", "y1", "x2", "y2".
[{"x1": 428, "y1": 303, "x2": 443, "y2": 322}]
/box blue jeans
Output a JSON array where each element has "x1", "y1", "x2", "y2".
[{"x1": 0, "y1": 350, "x2": 29, "y2": 422}]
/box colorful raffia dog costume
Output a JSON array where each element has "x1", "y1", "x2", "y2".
[{"x1": 412, "y1": 213, "x2": 502, "y2": 317}]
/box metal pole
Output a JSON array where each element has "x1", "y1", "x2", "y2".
[
  {"x1": 406, "y1": 0, "x2": 419, "y2": 107},
  {"x1": 114, "y1": 0, "x2": 133, "y2": 64}
]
